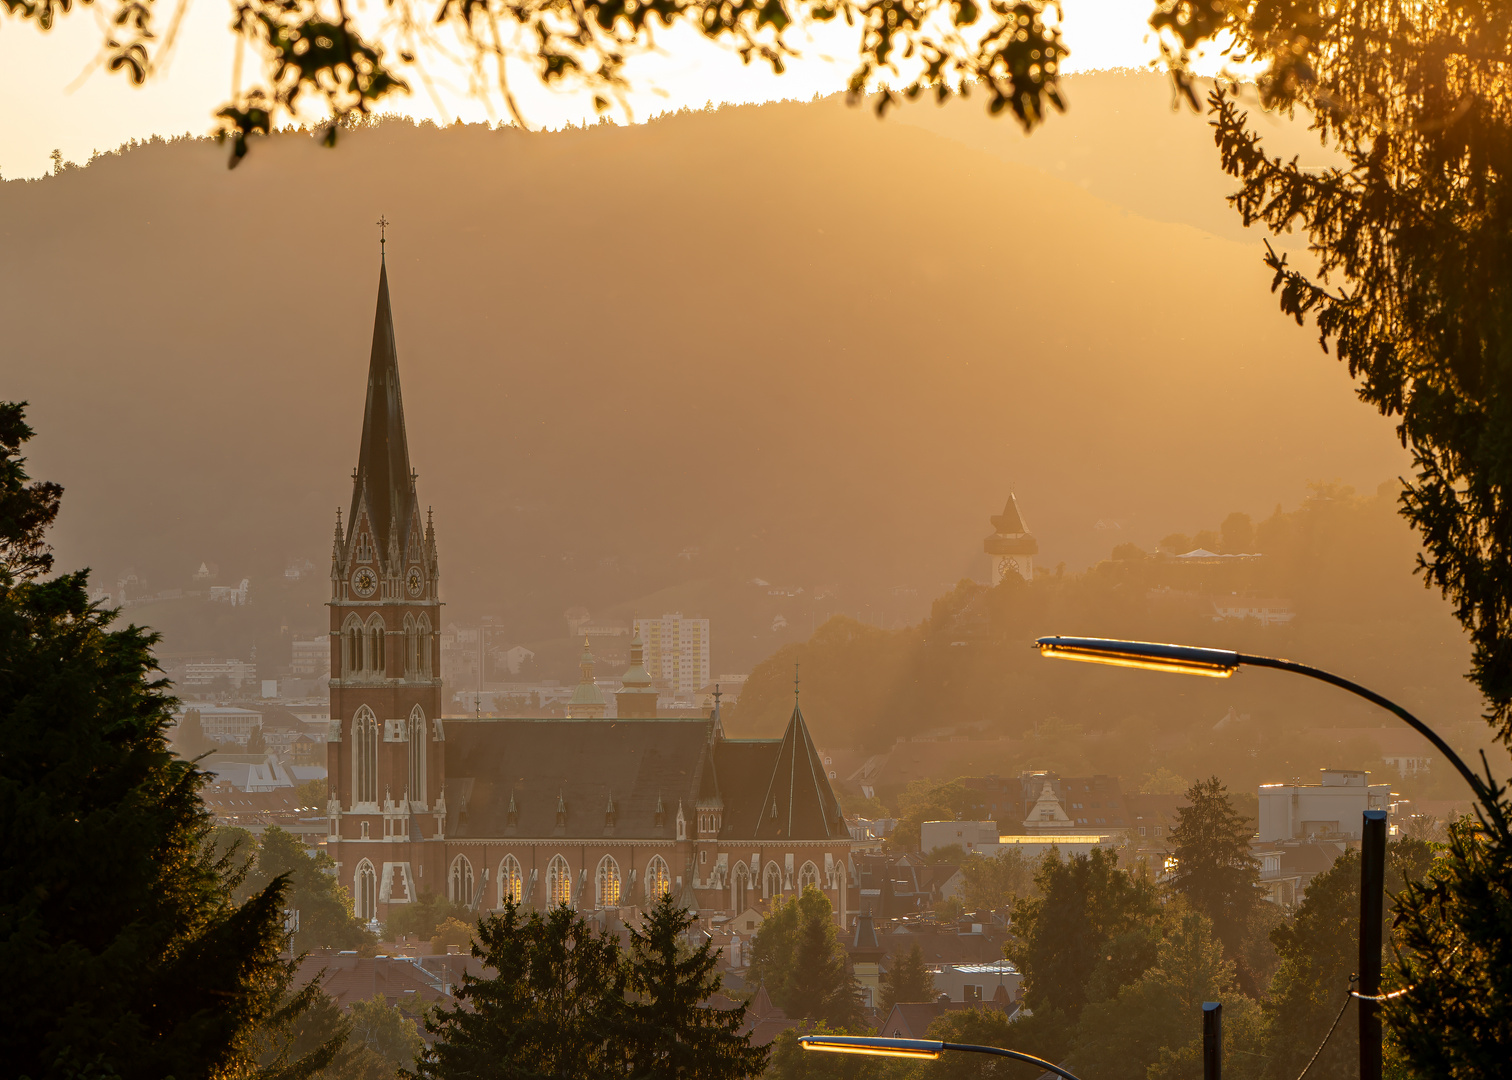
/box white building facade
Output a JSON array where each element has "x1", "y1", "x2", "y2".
[{"x1": 1258, "y1": 769, "x2": 1392, "y2": 842}]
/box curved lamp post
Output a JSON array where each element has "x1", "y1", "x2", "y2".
[
  {"x1": 799, "y1": 1035, "x2": 1083, "y2": 1080},
  {"x1": 1034, "y1": 636, "x2": 1487, "y2": 799},
  {"x1": 1035, "y1": 635, "x2": 1491, "y2": 1080}
]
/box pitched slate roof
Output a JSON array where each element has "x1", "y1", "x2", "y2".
[
  {"x1": 444, "y1": 718, "x2": 715, "y2": 838},
  {"x1": 349, "y1": 259, "x2": 414, "y2": 559},
  {"x1": 752, "y1": 701, "x2": 848, "y2": 842},
  {"x1": 712, "y1": 739, "x2": 782, "y2": 839}
]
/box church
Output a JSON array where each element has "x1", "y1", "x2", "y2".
[{"x1": 326, "y1": 257, "x2": 855, "y2": 928}]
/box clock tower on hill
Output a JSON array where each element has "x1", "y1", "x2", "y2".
[{"x1": 327, "y1": 256, "x2": 445, "y2": 925}]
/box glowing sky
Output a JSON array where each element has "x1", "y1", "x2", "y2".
[{"x1": 1, "y1": 0, "x2": 1166, "y2": 179}]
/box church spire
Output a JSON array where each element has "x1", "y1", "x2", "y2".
[{"x1": 349, "y1": 258, "x2": 413, "y2": 562}]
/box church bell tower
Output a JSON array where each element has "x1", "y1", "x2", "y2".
[{"x1": 327, "y1": 254, "x2": 444, "y2": 925}]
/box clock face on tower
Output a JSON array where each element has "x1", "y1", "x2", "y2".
[
  {"x1": 407, "y1": 566, "x2": 424, "y2": 597},
  {"x1": 352, "y1": 566, "x2": 378, "y2": 597}
]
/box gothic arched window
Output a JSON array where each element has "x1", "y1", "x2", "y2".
[
  {"x1": 450, "y1": 855, "x2": 474, "y2": 907},
  {"x1": 499, "y1": 856, "x2": 523, "y2": 907},
  {"x1": 404, "y1": 614, "x2": 418, "y2": 678},
  {"x1": 548, "y1": 855, "x2": 573, "y2": 907},
  {"x1": 798, "y1": 861, "x2": 820, "y2": 893},
  {"x1": 418, "y1": 614, "x2": 433, "y2": 678},
  {"x1": 647, "y1": 855, "x2": 670, "y2": 901},
  {"x1": 763, "y1": 862, "x2": 782, "y2": 899},
  {"x1": 597, "y1": 856, "x2": 621, "y2": 909},
  {"x1": 367, "y1": 617, "x2": 386, "y2": 676},
  {"x1": 732, "y1": 862, "x2": 750, "y2": 913},
  {"x1": 407, "y1": 705, "x2": 425, "y2": 804},
  {"x1": 343, "y1": 616, "x2": 363, "y2": 675},
  {"x1": 353, "y1": 706, "x2": 378, "y2": 805},
  {"x1": 356, "y1": 860, "x2": 376, "y2": 923}
]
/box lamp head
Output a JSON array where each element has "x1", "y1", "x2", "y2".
[
  {"x1": 799, "y1": 1036, "x2": 943, "y2": 1060},
  {"x1": 1036, "y1": 636, "x2": 1240, "y2": 678}
]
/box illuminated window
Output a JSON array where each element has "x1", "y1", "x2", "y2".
[
  {"x1": 647, "y1": 855, "x2": 670, "y2": 900},
  {"x1": 597, "y1": 856, "x2": 621, "y2": 908},
  {"x1": 549, "y1": 855, "x2": 573, "y2": 907},
  {"x1": 499, "y1": 856, "x2": 523, "y2": 906}
]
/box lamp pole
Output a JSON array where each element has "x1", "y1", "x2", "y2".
[
  {"x1": 1034, "y1": 636, "x2": 1489, "y2": 1080},
  {"x1": 799, "y1": 1035, "x2": 1083, "y2": 1080}
]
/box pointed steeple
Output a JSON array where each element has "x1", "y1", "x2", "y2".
[
  {"x1": 754, "y1": 697, "x2": 847, "y2": 841},
  {"x1": 348, "y1": 259, "x2": 414, "y2": 563}
]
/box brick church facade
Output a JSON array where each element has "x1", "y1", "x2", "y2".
[{"x1": 327, "y1": 258, "x2": 854, "y2": 927}]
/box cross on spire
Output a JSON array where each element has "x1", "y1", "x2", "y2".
[
  {"x1": 794, "y1": 661, "x2": 800, "y2": 699},
  {"x1": 377, "y1": 215, "x2": 389, "y2": 257}
]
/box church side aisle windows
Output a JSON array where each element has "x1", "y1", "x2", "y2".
[
  {"x1": 548, "y1": 855, "x2": 572, "y2": 907},
  {"x1": 597, "y1": 856, "x2": 621, "y2": 908},
  {"x1": 353, "y1": 706, "x2": 378, "y2": 805},
  {"x1": 499, "y1": 856, "x2": 523, "y2": 907},
  {"x1": 798, "y1": 861, "x2": 820, "y2": 892},
  {"x1": 763, "y1": 862, "x2": 782, "y2": 899},
  {"x1": 449, "y1": 855, "x2": 474, "y2": 907},
  {"x1": 407, "y1": 705, "x2": 426, "y2": 805},
  {"x1": 647, "y1": 855, "x2": 670, "y2": 901},
  {"x1": 356, "y1": 860, "x2": 376, "y2": 923}
]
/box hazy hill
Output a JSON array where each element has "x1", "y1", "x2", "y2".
[
  {"x1": 731, "y1": 485, "x2": 1492, "y2": 807},
  {"x1": 2, "y1": 74, "x2": 1405, "y2": 676}
]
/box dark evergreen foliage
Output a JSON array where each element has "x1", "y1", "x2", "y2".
[
  {"x1": 0, "y1": 401, "x2": 317, "y2": 1079},
  {"x1": 219, "y1": 825, "x2": 376, "y2": 951},
  {"x1": 623, "y1": 894, "x2": 768, "y2": 1080},
  {"x1": 420, "y1": 903, "x2": 626, "y2": 1078},
  {"x1": 746, "y1": 886, "x2": 864, "y2": 1029},
  {"x1": 1167, "y1": 776, "x2": 1262, "y2": 986},
  {"x1": 878, "y1": 941, "x2": 934, "y2": 1012},
  {"x1": 1007, "y1": 847, "x2": 1160, "y2": 1019}
]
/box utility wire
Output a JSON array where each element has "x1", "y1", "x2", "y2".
[{"x1": 1293, "y1": 978, "x2": 1356, "y2": 1080}]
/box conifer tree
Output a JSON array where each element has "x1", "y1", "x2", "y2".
[
  {"x1": 418, "y1": 903, "x2": 626, "y2": 1079},
  {"x1": 0, "y1": 401, "x2": 316, "y2": 1079},
  {"x1": 748, "y1": 886, "x2": 863, "y2": 1029},
  {"x1": 623, "y1": 893, "x2": 767, "y2": 1080},
  {"x1": 1166, "y1": 777, "x2": 1261, "y2": 983},
  {"x1": 878, "y1": 941, "x2": 934, "y2": 1012}
]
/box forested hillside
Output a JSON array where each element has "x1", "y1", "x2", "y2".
[
  {"x1": 731, "y1": 483, "x2": 1490, "y2": 802},
  {"x1": 3, "y1": 72, "x2": 1403, "y2": 673}
]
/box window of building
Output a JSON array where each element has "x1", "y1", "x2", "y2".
[
  {"x1": 450, "y1": 855, "x2": 475, "y2": 907},
  {"x1": 647, "y1": 855, "x2": 670, "y2": 900},
  {"x1": 499, "y1": 856, "x2": 523, "y2": 906},
  {"x1": 549, "y1": 855, "x2": 573, "y2": 907},
  {"x1": 353, "y1": 706, "x2": 378, "y2": 805},
  {"x1": 356, "y1": 860, "x2": 376, "y2": 923},
  {"x1": 763, "y1": 862, "x2": 782, "y2": 899},
  {"x1": 798, "y1": 861, "x2": 820, "y2": 892},
  {"x1": 408, "y1": 705, "x2": 426, "y2": 804},
  {"x1": 368, "y1": 618, "x2": 386, "y2": 674},
  {"x1": 597, "y1": 856, "x2": 621, "y2": 908},
  {"x1": 732, "y1": 862, "x2": 750, "y2": 913}
]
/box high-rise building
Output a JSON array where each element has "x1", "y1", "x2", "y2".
[
  {"x1": 633, "y1": 613, "x2": 710, "y2": 697},
  {"x1": 983, "y1": 493, "x2": 1038, "y2": 585}
]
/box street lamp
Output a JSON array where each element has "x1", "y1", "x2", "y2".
[
  {"x1": 1035, "y1": 635, "x2": 1490, "y2": 1080},
  {"x1": 799, "y1": 1035, "x2": 1083, "y2": 1080},
  {"x1": 1035, "y1": 637, "x2": 1487, "y2": 798}
]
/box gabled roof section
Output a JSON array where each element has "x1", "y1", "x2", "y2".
[
  {"x1": 349, "y1": 259, "x2": 413, "y2": 560},
  {"x1": 753, "y1": 700, "x2": 847, "y2": 841}
]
